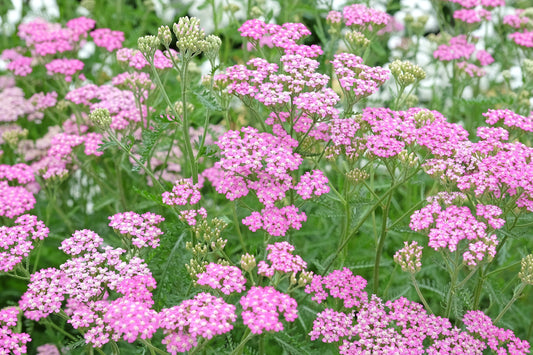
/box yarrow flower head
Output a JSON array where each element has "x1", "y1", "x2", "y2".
[
  {"x1": 242, "y1": 205, "x2": 307, "y2": 237},
  {"x1": 240, "y1": 286, "x2": 298, "y2": 334},
  {"x1": 108, "y1": 211, "x2": 165, "y2": 248},
  {"x1": 196, "y1": 263, "x2": 247, "y2": 294},
  {"x1": 257, "y1": 242, "x2": 307, "y2": 277},
  {"x1": 162, "y1": 178, "x2": 202, "y2": 206},
  {"x1": 159, "y1": 293, "x2": 236, "y2": 353},
  {"x1": 305, "y1": 267, "x2": 368, "y2": 308},
  {"x1": 394, "y1": 241, "x2": 423, "y2": 274},
  {"x1": 0, "y1": 307, "x2": 31, "y2": 355},
  {"x1": 331, "y1": 53, "x2": 389, "y2": 100}
]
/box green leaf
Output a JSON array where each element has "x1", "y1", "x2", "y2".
[{"x1": 193, "y1": 89, "x2": 222, "y2": 112}]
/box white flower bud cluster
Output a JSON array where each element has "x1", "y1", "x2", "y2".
[{"x1": 390, "y1": 59, "x2": 426, "y2": 87}]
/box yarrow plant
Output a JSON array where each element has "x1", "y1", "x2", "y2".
[{"x1": 1, "y1": 0, "x2": 533, "y2": 354}]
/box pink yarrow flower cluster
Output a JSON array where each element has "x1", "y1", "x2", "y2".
[
  {"x1": 90, "y1": 28, "x2": 125, "y2": 51},
  {"x1": 159, "y1": 293, "x2": 236, "y2": 354},
  {"x1": 453, "y1": 8, "x2": 492, "y2": 24},
  {"x1": 257, "y1": 242, "x2": 307, "y2": 277},
  {"x1": 0, "y1": 215, "x2": 49, "y2": 272},
  {"x1": 483, "y1": 109, "x2": 533, "y2": 133},
  {"x1": 340, "y1": 4, "x2": 392, "y2": 32},
  {"x1": 240, "y1": 286, "x2": 298, "y2": 334},
  {"x1": 331, "y1": 53, "x2": 389, "y2": 100},
  {"x1": 0, "y1": 182, "x2": 36, "y2": 218},
  {"x1": 66, "y1": 84, "x2": 148, "y2": 130},
  {"x1": 162, "y1": 178, "x2": 202, "y2": 206},
  {"x1": 305, "y1": 267, "x2": 368, "y2": 308},
  {"x1": 242, "y1": 205, "x2": 307, "y2": 237},
  {"x1": 410, "y1": 196, "x2": 501, "y2": 266},
  {"x1": 116, "y1": 47, "x2": 176, "y2": 70},
  {"x1": 0, "y1": 307, "x2": 31, "y2": 355},
  {"x1": 239, "y1": 19, "x2": 322, "y2": 57},
  {"x1": 196, "y1": 263, "x2": 247, "y2": 294},
  {"x1": 108, "y1": 211, "x2": 165, "y2": 248},
  {"x1": 45, "y1": 59, "x2": 84, "y2": 82}
]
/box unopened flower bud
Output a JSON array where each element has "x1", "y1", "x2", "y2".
[
  {"x1": 345, "y1": 30, "x2": 370, "y2": 49},
  {"x1": 158, "y1": 25, "x2": 172, "y2": 47},
  {"x1": 298, "y1": 270, "x2": 314, "y2": 287},
  {"x1": 519, "y1": 254, "x2": 533, "y2": 285},
  {"x1": 394, "y1": 241, "x2": 423, "y2": 274},
  {"x1": 346, "y1": 168, "x2": 369, "y2": 184},
  {"x1": 173, "y1": 16, "x2": 206, "y2": 55},
  {"x1": 138, "y1": 35, "x2": 160, "y2": 57},
  {"x1": 205, "y1": 34, "x2": 222, "y2": 61},
  {"x1": 240, "y1": 253, "x2": 256, "y2": 272},
  {"x1": 89, "y1": 108, "x2": 112, "y2": 129}
]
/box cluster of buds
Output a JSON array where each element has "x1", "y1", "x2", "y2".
[
  {"x1": 184, "y1": 217, "x2": 228, "y2": 278},
  {"x1": 137, "y1": 35, "x2": 160, "y2": 58},
  {"x1": 345, "y1": 31, "x2": 370, "y2": 55},
  {"x1": 394, "y1": 241, "x2": 423, "y2": 274},
  {"x1": 88, "y1": 108, "x2": 112, "y2": 130},
  {"x1": 345, "y1": 168, "x2": 369, "y2": 184},
  {"x1": 172, "y1": 101, "x2": 195, "y2": 117},
  {"x1": 390, "y1": 59, "x2": 426, "y2": 87},
  {"x1": 2, "y1": 128, "x2": 28, "y2": 148},
  {"x1": 519, "y1": 254, "x2": 533, "y2": 285},
  {"x1": 294, "y1": 270, "x2": 314, "y2": 287},
  {"x1": 398, "y1": 150, "x2": 419, "y2": 168},
  {"x1": 404, "y1": 14, "x2": 429, "y2": 35},
  {"x1": 240, "y1": 253, "x2": 257, "y2": 273},
  {"x1": 413, "y1": 110, "x2": 436, "y2": 128},
  {"x1": 172, "y1": 17, "x2": 220, "y2": 59},
  {"x1": 157, "y1": 25, "x2": 172, "y2": 48}
]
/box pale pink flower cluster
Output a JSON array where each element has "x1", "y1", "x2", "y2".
[
  {"x1": 0, "y1": 214, "x2": 49, "y2": 272},
  {"x1": 159, "y1": 293, "x2": 236, "y2": 353},
  {"x1": 483, "y1": 109, "x2": 533, "y2": 132},
  {"x1": 305, "y1": 267, "x2": 368, "y2": 308},
  {"x1": 20, "y1": 228, "x2": 157, "y2": 347},
  {"x1": 59, "y1": 229, "x2": 104, "y2": 256},
  {"x1": 0, "y1": 182, "x2": 36, "y2": 219},
  {"x1": 434, "y1": 35, "x2": 476, "y2": 61},
  {"x1": 341, "y1": 4, "x2": 392, "y2": 31},
  {"x1": 45, "y1": 58, "x2": 85, "y2": 82},
  {"x1": 108, "y1": 211, "x2": 165, "y2": 248},
  {"x1": 393, "y1": 241, "x2": 423, "y2": 274},
  {"x1": 239, "y1": 19, "x2": 322, "y2": 57},
  {"x1": 116, "y1": 47, "x2": 177, "y2": 70},
  {"x1": 90, "y1": 28, "x2": 125, "y2": 51},
  {"x1": 453, "y1": 8, "x2": 492, "y2": 24},
  {"x1": 433, "y1": 35, "x2": 495, "y2": 75},
  {"x1": 17, "y1": 17, "x2": 92, "y2": 56},
  {"x1": 503, "y1": 10, "x2": 530, "y2": 29},
  {"x1": 196, "y1": 263, "x2": 247, "y2": 294},
  {"x1": 242, "y1": 205, "x2": 307, "y2": 237},
  {"x1": 112, "y1": 71, "x2": 155, "y2": 95},
  {"x1": 410, "y1": 200, "x2": 500, "y2": 266},
  {"x1": 295, "y1": 170, "x2": 330, "y2": 199},
  {"x1": 66, "y1": 84, "x2": 147, "y2": 130},
  {"x1": 0, "y1": 307, "x2": 31, "y2": 355},
  {"x1": 476, "y1": 204, "x2": 505, "y2": 229},
  {"x1": 463, "y1": 310, "x2": 531, "y2": 352},
  {"x1": 257, "y1": 242, "x2": 307, "y2": 277},
  {"x1": 162, "y1": 178, "x2": 202, "y2": 206},
  {"x1": 331, "y1": 53, "x2": 389, "y2": 100},
  {"x1": 240, "y1": 286, "x2": 298, "y2": 334},
  {"x1": 443, "y1": 0, "x2": 504, "y2": 7},
  {"x1": 0, "y1": 164, "x2": 35, "y2": 185},
  {"x1": 509, "y1": 30, "x2": 533, "y2": 48},
  {"x1": 5, "y1": 56, "x2": 33, "y2": 76},
  {"x1": 308, "y1": 279, "x2": 529, "y2": 353}
]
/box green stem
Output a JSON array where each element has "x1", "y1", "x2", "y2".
[
  {"x1": 373, "y1": 191, "x2": 393, "y2": 294},
  {"x1": 233, "y1": 202, "x2": 247, "y2": 253},
  {"x1": 180, "y1": 59, "x2": 199, "y2": 184},
  {"x1": 231, "y1": 329, "x2": 254, "y2": 355},
  {"x1": 410, "y1": 274, "x2": 434, "y2": 314},
  {"x1": 43, "y1": 319, "x2": 77, "y2": 341},
  {"x1": 139, "y1": 339, "x2": 168, "y2": 355},
  {"x1": 323, "y1": 168, "x2": 420, "y2": 274},
  {"x1": 494, "y1": 283, "x2": 527, "y2": 324}
]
